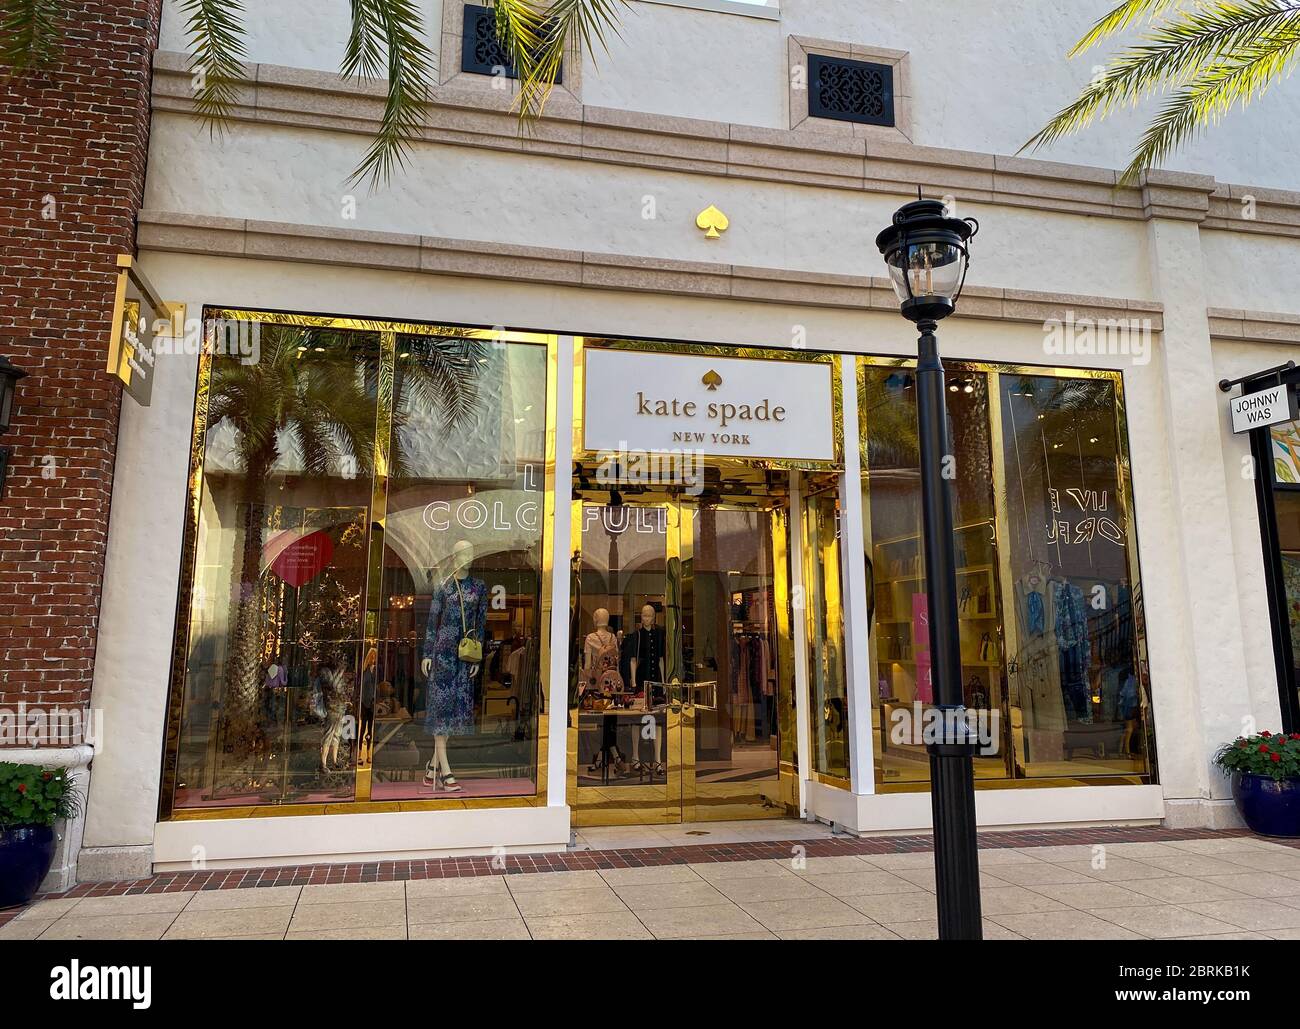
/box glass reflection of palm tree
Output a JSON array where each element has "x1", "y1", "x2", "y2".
[{"x1": 207, "y1": 322, "x2": 479, "y2": 791}]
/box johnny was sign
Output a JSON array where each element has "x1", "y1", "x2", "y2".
[
  {"x1": 1230, "y1": 384, "x2": 1298, "y2": 434},
  {"x1": 583, "y1": 348, "x2": 835, "y2": 462}
]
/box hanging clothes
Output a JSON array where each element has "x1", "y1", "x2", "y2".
[
  {"x1": 1054, "y1": 580, "x2": 1092, "y2": 724},
  {"x1": 1012, "y1": 571, "x2": 1065, "y2": 733},
  {"x1": 731, "y1": 636, "x2": 755, "y2": 741}
]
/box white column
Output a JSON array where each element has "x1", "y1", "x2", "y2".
[
  {"x1": 837, "y1": 354, "x2": 876, "y2": 794},
  {"x1": 1145, "y1": 218, "x2": 1259, "y2": 823},
  {"x1": 788, "y1": 471, "x2": 813, "y2": 816},
  {"x1": 82, "y1": 291, "x2": 203, "y2": 880},
  {"x1": 545, "y1": 335, "x2": 575, "y2": 808}
]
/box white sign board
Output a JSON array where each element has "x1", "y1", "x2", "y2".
[
  {"x1": 1230, "y1": 384, "x2": 1298, "y2": 434},
  {"x1": 583, "y1": 348, "x2": 835, "y2": 462}
]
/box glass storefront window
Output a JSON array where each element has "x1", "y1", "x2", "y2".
[
  {"x1": 171, "y1": 323, "x2": 380, "y2": 807},
  {"x1": 371, "y1": 334, "x2": 548, "y2": 800},
  {"x1": 999, "y1": 373, "x2": 1151, "y2": 778},
  {"x1": 859, "y1": 360, "x2": 1153, "y2": 788},
  {"x1": 802, "y1": 484, "x2": 850, "y2": 781},
  {"x1": 166, "y1": 315, "x2": 550, "y2": 811},
  {"x1": 860, "y1": 366, "x2": 1007, "y2": 785}
]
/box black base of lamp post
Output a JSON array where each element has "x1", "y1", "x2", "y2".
[
  {"x1": 928, "y1": 742, "x2": 982, "y2": 938},
  {"x1": 915, "y1": 320, "x2": 983, "y2": 941}
]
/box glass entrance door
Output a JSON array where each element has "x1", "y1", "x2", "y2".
[
  {"x1": 684, "y1": 501, "x2": 784, "y2": 821},
  {"x1": 570, "y1": 490, "x2": 790, "y2": 825},
  {"x1": 572, "y1": 501, "x2": 680, "y2": 824}
]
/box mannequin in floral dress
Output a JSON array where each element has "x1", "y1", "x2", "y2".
[{"x1": 420, "y1": 539, "x2": 487, "y2": 792}]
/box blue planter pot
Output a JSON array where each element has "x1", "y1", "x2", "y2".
[
  {"x1": 0, "y1": 825, "x2": 56, "y2": 908},
  {"x1": 1231, "y1": 772, "x2": 1300, "y2": 838}
]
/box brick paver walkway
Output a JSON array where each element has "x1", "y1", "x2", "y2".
[{"x1": 3, "y1": 823, "x2": 1299, "y2": 939}]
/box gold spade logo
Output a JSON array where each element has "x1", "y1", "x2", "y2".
[
  {"x1": 702, "y1": 370, "x2": 723, "y2": 391},
  {"x1": 696, "y1": 205, "x2": 729, "y2": 239}
]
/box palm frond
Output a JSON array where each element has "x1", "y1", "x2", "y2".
[
  {"x1": 1120, "y1": 23, "x2": 1300, "y2": 181},
  {"x1": 342, "y1": 0, "x2": 387, "y2": 80},
  {"x1": 397, "y1": 334, "x2": 481, "y2": 432},
  {"x1": 1026, "y1": 1, "x2": 1300, "y2": 155},
  {"x1": 0, "y1": 0, "x2": 62, "y2": 73},
  {"x1": 1070, "y1": 0, "x2": 1181, "y2": 56},
  {"x1": 346, "y1": 0, "x2": 436, "y2": 190},
  {"x1": 494, "y1": 0, "x2": 629, "y2": 118},
  {"x1": 177, "y1": 0, "x2": 248, "y2": 128},
  {"x1": 288, "y1": 407, "x2": 341, "y2": 479}
]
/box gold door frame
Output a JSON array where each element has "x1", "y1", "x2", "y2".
[
  {"x1": 568, "y1": 493, "x2": 800, "y2": 826},
  {"x1": 567, "y1": 337, "x2": 844, "y2": 825},
  {"x1": 568, "y1": 499, "x2": 683, "y2": 825},
  {"x1": 856, "y1": 355, "x2": 1156, "y2": 792},
  {"x1": 160, "y1": 310, "x2": 560, "y2": 822}
]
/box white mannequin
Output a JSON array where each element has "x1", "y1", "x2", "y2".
[{"x1": 420, "y1": 539, "x2": 479, "y2": 792}]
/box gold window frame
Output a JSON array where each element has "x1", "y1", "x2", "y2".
[
  {"x1": 159, "y1": 309, "x2": 561, "y2": 821},
  {"x1": 856, "y1": 354, "x2": 1158, "y2": 790}
]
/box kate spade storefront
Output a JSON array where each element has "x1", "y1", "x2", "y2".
[
  {"x1": 150, "y1": 309, "x2": 1159, "y2": 866},
  {"x1": 568, "y1": 340, "x2": 846, "y2": 826}
]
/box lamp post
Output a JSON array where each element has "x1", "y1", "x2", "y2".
[
  {"x1": 876, "y1": 198, "x2": 983, "y2": 940},
  {"x1": 0, "y1": 355, "x2": 27, "y2": 501}
]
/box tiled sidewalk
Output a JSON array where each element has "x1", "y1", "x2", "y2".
[{"x1": 3, "y1": 823, "x2": 1300, "y2": 940}]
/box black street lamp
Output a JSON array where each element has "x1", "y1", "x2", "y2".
[{"x1": 876, "y1": 198, "x2": 983, "y2": 940}]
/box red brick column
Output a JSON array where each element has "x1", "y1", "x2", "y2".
[{"x1": 0, "y1": 2, "x2": 163, "y2": 717}]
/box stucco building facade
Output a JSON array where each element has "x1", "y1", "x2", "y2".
[{"x1": 5, "y1": 0, "x2": 1300, "y2": 882}]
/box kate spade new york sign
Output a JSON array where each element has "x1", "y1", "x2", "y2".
[{"x1": 583, "y1": 348, "x2": 835, "y2": 462}]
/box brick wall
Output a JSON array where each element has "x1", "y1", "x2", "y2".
[{"x1": 0, "y1": 2, "x2": 162, "y2": 716}]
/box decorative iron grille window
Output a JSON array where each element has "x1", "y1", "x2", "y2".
[
  {"x1": 807, "y1": 54, "x2": 894, "y2": 127},
  {"x1": 461, "y1": 4, "x2": 562, "y2": 83}
]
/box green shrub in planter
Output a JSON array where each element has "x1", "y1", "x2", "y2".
[{"x1": 0, "y1": 763, "x2": 81, "y2": 908}]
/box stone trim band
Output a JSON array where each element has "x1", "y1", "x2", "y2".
[{"x1": 137, "y1": 209, "x2": 1166, "y2": 330}]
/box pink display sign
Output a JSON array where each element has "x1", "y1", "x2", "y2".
[
  {"x1": 912, "y1": 592, "x2": 932, "y2": 704},
  {"x1": 266, "y1": 529, "x2": 334, "y2": 587}
]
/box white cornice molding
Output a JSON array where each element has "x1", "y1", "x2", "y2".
[
  {"x1": 150, "y1": 52, "x2": 1239, "y2": 231},
  {"x1": 1205, "y1": 183, "x2": 1300, "y2": 239},
  {"x1": 137, "y1": 209, "x2": 1165, "y2": 330},
  {"x1": 1208, "y1": 308, "x2": 1300, "y2": 345}
]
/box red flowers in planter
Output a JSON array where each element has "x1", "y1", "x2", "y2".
[{"x1": 1217, "y1": 731, "x2": 1300, "y2": 782}]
